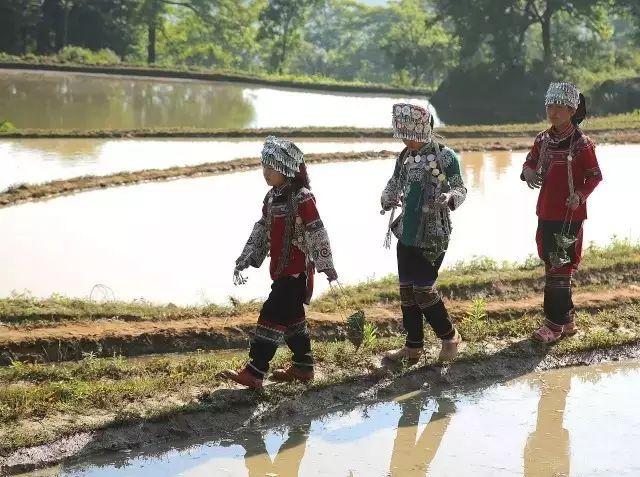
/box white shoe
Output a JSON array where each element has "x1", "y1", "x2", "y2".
[{"x1": 438, "y1": 329, "x2": 462, "y2": 362}]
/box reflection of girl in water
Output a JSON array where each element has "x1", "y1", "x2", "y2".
[
  {"x1": 523, "y1": 371, "x2": 572, "y2": 477},
  {"x1": 242, "y1": 424, "x2": 310, "y2": 477},
  {"x1": 389, "y1": 396, "x2": 455, "y2": 476}
]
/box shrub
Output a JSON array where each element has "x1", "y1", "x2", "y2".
[
  {"x1": 0, "y1": 120, "x2": 16, "y2": 133},
  {"x1": 56, "y1": 46, "x2": 120, "y2": 65}
]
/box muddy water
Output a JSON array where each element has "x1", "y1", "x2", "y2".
[
  {"x1": 0, "y1": 145, "x2": 637, "y2": 305},
  {"x1": 28, "y1": 360, "x2": 640, "y2": 476},
  {"x1": 0, "y1": 69, "x2": 436, "y2": 130},
  {"x1": 0, "y1": 138, "x2": 398, "y2": 191}
]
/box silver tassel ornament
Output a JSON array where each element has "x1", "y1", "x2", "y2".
[{"x1": 383, "y1": 207, "x2": 396, "y2": 249}]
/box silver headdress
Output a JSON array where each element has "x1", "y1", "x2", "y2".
[
  {"x1": 261, "y1": 136, "x2": 304, "y2": 178},
  {"x1": 392, "y1": 103, "x2": 432, "y2": 142},
  {"x1": 545, "y1": 82, "x2": 580, "y2": 109}
]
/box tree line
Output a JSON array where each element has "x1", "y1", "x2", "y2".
[{"x1": 0, "y1": 0, "x2": 638, "y2": 91}]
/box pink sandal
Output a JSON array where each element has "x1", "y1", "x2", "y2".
[
  {"x1": 532, "y1": 325, "x2": 562, "y2": 343},
  {"x1": 532, "y1": 321, "x2": 578, "y2": 343},
  {"x1": 562, "y1": 321, "x2": 578, "y2": 337}
]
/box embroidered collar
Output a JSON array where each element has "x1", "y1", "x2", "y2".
[
  {"x1": 549, "y1": 123, "x2": 575, "y2": 142},
  {"x1": 272, "y1": 183, "x2": 292, "y2": 198}
]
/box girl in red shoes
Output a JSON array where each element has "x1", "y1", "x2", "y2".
[{"x1": 222, "y1": 136, "x2": 337, "y2": 390}]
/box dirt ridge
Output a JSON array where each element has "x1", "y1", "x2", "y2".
[{"x1": 2, "y1": 286, "x2": 638, "y2": 365}]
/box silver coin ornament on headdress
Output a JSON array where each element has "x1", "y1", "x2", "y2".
[
  {"x1": 545, "y1": 82, "x2": 580, "y2": 110},
  {"x1": 392, "y1": 103, "x2": 433, "y2": 143},
  {"x1": 261, "y1": 135, "x2": 304, "y2": 178}
]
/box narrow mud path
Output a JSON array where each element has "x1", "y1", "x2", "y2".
[{"x1": 2, "y1": 285, "x2": 639, "y2": 364}]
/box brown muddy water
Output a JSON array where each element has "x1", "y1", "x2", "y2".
[
  {"x1": 0, "y1": 138, "x2": 398, "y2": 191},
  {"x1": 0, "y1": 145, "x2": 637, "y2": 305},
  {"x1": 18, "y1": 360, "x2": 640, "y2": 476},
  {"x1": 0, "y1": 69, "x2": 437, "y2": 130}
]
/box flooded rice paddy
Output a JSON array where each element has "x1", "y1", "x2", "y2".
[
  {"x1": 0, "y1": 145, "x2": 637, "y2": 305},
  {"x1": 0, "y1": 138, "x2": 398, "y2": 191},
  {"x1": 0, "y1": 69, "x2": 436, "y2": 131}
]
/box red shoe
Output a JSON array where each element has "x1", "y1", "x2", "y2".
[
  {"x1": 220, "y1": 367, "x2": 264, "y2": 390},
  {"x1": 270, "y1": 366, "x2": 314, "y2": 383}
]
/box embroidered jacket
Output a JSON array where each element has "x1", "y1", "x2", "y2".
[
  {"x1": 522, "y1": 124, "x2": 602, "y2": 221},
  {"x1": 236, "y1": 186, "x2": 335, "y2": 280},
  {"x1": 381, "y1": 142, "x2": 467, "y2": 248}
]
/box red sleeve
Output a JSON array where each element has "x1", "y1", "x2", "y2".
[
  {"x1": 575, "y1": 144, "x2": 602, "y2": 202},
  {"x1": 521, "y1": 134, "x2": 543, "y2": 181},
  {"x1": 297, "y1": 191, "x2": 321, "y2": 225},
  {"x1": 523, "y1": 141, "x2": 539, "y2": 172}
]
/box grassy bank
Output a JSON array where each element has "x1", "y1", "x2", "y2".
[
  {"x1": 2, "y1": 239, "x2": 638, "y2": 327},
  {"x1": 1, "y1": 239, "x2": 637, "y2": 365},
  {"x1": 2, "y1": 112, "x2": 639, "y2": 139},
  {"x1": 0, "y1": 61, "x2": 432, "y2": 97}
]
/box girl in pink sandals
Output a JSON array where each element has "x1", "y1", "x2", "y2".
[{"x1": 521, "y1": 83, "x2": 602, "y2": 343}]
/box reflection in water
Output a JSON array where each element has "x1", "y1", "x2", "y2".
[
  {"x1": 0, "y1": 70, "x2": 254, "y2": 130},
  {"x1": 0, "y1": 69, "x2": 436, "y2": 130},
  {"x1": 0, "y1": 138, "x2": 399, "y2": 191},
  {"x1": 241, "y1": 425, "x2": 310, "y2": 477},
  {"x1": 389, "y1": 395, "x2": 454, "y2": 476},
  {"x1": 19, "y1": 360, "x2": 640, "y2": 476},
  {"x1": 524, "y1": 372, "x2": 571, "y2": 477},
  {"x1": 0, "y1": 146, "x2": 637, "y2": 304}
]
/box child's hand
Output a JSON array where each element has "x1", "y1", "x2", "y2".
[
  {"x1": 233, "y1": 267, "x2": 248, "y2": 286},
  {"x1": 523, "y1": 167, "x2": 542, "y2": 189},
  {"x1": 566, "y1": 193, "x2": 581, "y2": 210},
  {"x1": 436, "y1": 193, "x2": 451, "y2": 209},
  {"x1": 323, "y1": 268, "x2": 338, "y2": 282},
  {"x1": 381, "y1": 195, "x2": 401, "y2": 211}
]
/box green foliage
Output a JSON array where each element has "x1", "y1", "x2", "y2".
[
  {"x1": 258, "y1": 0, "x2": 319, "y2": 73},
  {"x1": 361, "y1": 322, "x2": 379, "y2": 348},
  {"x1": 461, "y1": 297, "x2": 488, "y2": 341},
  {"x1": 380, "y1": 0, "x2": 458, "y2": 87},
  {"x1": 0, "y1": 0, "x2": 639, "y2": 117},
  {"x1": 158, "y1": 0, "x2": 261, "y2": 69},
  {"x1": 0, "y1": 119, "x2": 16, "y2": 132},
  {"x1": 56, "y1": 46, "x2": 121, "y2": 65}
]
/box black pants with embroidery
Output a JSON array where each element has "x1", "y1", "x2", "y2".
[
  {"x1": 247, "y1": 274, "x2": 313, "y2": 378},
  {"x1": 397, "y1": 243, "x2": 455, "y2": 348},
  {"x1": 536, "y1": 220, "x2": 584, "y2": 326}
]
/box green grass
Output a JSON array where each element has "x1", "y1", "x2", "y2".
[
  {"x1": 313, "y1": 238, "x2": 640, "y2": 312},
  {"x1": 0, "y1": 120, "x2": 16, "y2": 133},
  {"x1": 2, "y1": 238, "x2": 638, "y2": 326},
  {"x1": 0, "y1": 291, "x2": 261, "y2": 325},
  {"x1": 439, "y1": 111, "x2": 640, "y2": 136}
]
